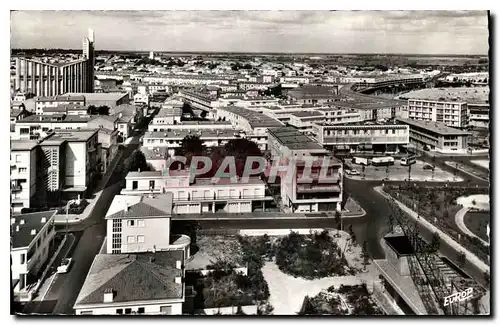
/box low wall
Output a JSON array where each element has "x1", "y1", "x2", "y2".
[
  {"x1": 238, "y1": 228, "x2": 326, "y2": 236},
  {"x1": 202, "y1": 305, "x2": 258, "y2": 315}
]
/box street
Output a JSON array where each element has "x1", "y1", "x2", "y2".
[{"x1": 30, "y1": 137, "x2": 141, "y2": 314}]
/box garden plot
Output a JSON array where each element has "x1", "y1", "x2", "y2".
[{"x1": 346, "y1": 160, "x2": 463, "y2": 182}]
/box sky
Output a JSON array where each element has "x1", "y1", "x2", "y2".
[{"x1": 10, "y1": 10, "x2": 489, "y2": 55}]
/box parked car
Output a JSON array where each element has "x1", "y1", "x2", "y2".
[
  {"x1": 346, "y1": 169, "x2": 360, "y2": 176},
  {"x1": 57, "y1": 258, "x2": 73, "y2": 274}
]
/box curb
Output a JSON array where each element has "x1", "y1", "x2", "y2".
[
  {"x1": 444, "y1": 161, "x2": 488, "y2": 181},
  {"x1": 374, "y1": 186, "x2": 489, "y2": 273},
  {"x1": 454, "y1": 206, "x2": 489, "y2": 247}
]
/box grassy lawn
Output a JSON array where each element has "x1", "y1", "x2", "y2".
[{"x1": 186, "y1": 235, "x2": 244, "y2": 270}]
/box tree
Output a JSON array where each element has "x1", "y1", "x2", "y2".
[
  {"x1": 97, "y1": 105, "x2": 110, "y2": 115},
  {"x1": 87, "y1": 105, "x2": 97, "y2": 115},
  {"x1": 388, "y1": 214, "x2": 394, "y2": 233},
  {"x1": 334, "y1": 210, "x2": 342, "y2": 237},
  {"x1": 124, "y1": 149, "x2": 151, "y2": 173},
  {"x1": 456, "y1": 251, "x2": 466, "y2": 268},
  {"x1": 223, "y1": 138, "x2": 262, "y2": 177},
  {"x1": 483, "y1": 271, "x2": 490, "y2": 286},
  {"x1": 177, "y1": 135, "x2": 205, "y2": 166},
  {"x1": 362, "y1": 241, "x2": 370, "y2": 271},
  {"x1": 429, "y1": 232, "x2": 440, "y2": 253}
]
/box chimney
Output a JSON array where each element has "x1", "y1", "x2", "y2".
[
  {"x1": 123, "y1": 203, "x2": 128, "y2": 213},
  {"x1": 20, "y1": 219, "x2": 25, "y2": 225},
  {"x1": 176, "y1": 260, "x2": 182, "y2": 269},
  {"x1": 31, "y1": 229, "x2": 37, "y2": 236},
  {"x1": 175, "y1": 277, "x2": 182, "y2": 284},
  {"x1": 16, "y1": 225, "x2": 19, "y2": 232},
  {"x1": 41, "y1": 217, "x2": 47, "y2": 224},
  {"x1": 103, "y1": 288, "x2": 114, "y2": 303}
]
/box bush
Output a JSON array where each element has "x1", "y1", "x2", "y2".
[
  {"x1": 58, "y1": 199, "x2": 90, "y2": 215},
  {"x1": 275, "y1": 231, "x2": 349, "y2": 279}
]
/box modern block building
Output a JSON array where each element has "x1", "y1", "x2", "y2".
[
  {"x1": 312, "y1": 121, "x2": 410, "y2": 153},
  {"x1": 11, "y1": 141, "x2": 41, "y2": 212},
  {"x1": 120, "y1": 171, "x2": 272, "y2": 214},
  {"x1": 396, "y1": 118, "x2": 471, "y2": 154},
  {"x1": 407, "y1": 99, "x2": 468, "y2": 128},
  {"x1": 267, "y1": 127, "x2": 343, "y2": 213},
  {"x1": 14, "y1": 29, "x2": 95, "y2": 96}
]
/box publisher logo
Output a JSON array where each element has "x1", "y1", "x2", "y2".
[{"x1": 443, "y1": 288, "x2": 473, "y2": 306}]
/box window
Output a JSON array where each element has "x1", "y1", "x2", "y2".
[
  {"x1": 137, "y1": 235, "x2": 145, "y2": 243},
  {"x1": 137, "y1": 220, "x2": 145, "y2": 227},
  {"x1": 20, "y1": 253, "x2": 26, "y2": 264},
  {"x1": 138, "y1": 307, "x2": 145, "y2": 314},
  {"x1": 127, "y1": 220, "x2": 135, "y2": 227},
  {"x1": 15, "y1": 155, "x2": 21, "y2": 163},
  {"x1": 125, "y1": 308, "x2": 132, "y2": 314},
  {"x1": 116, "y1": 309, "x2": 123, "y2": 315},
  {"x1": 132, "y1": 181, "x2": 138, "y2": 189},
  {"x1": 160, "y1": 306, "x2": 172, "y2": 314},
  {"x1": 80, "y1": 311, "x2": 93, "y2": 315},
  {"x1": 127, "y1": 236, "x2": 136, "y2": 244},
  {"x1": 18, "y1": 167, "x2": 27, "y2": 173},
  {"x1": 149, "y1": 180, "x2": 155, "y2": 189}
]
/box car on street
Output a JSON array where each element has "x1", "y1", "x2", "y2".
[
  {"x1": 423, "y1": 164, "x2": 435, "y2": 170},
  {"x1": 346, "y1": 169, "x2": 360, "y2": 176},
  {"x1": 57, "y1": 258, "x2": 73, "y2": 274}
]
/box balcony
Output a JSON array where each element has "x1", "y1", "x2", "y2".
[
  {"x1": 296, "y1": 184, "x2": 341, "y2": 193},
  {"x1": 11, "y1": 185, "x2": 23, "y2": 193}
]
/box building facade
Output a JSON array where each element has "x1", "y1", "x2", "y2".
[{"x1": 407, "y1": 99, "x2": 468, "y2": 128}]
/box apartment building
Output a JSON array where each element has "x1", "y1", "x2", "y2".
[
  {"x1": 149, "y1": 120, "x2": 232, "y2": 133},
  {"x1": 65, "y1": 92, "x2": 130, "y2": 108},
  {"x1": 10, "y1": 108, "x2": 30, "y2": 124},
  {"x1": 267, "y1": 127, "x2": 343, "y2": 213},
  {"x1": 12, "y1": 115, "x2": 92, "y2": 140},
  {"x1": 178, "y1": 89, "x2": 218, "y2": 118},
  {"x1": 216, "y1": 105, "x2": 283, "y2": 150},
  {"x1": 43, "y1": 130, "x2": 101, "y2": 197},
  {"x1": 143, "y1": 129, "x2": 240, "y2": 156},
  {"x1": 120, "y1": 171, "x2": 271, "y2": 214},
  {"x1": 312, "y1": 121, "x2": 410, "y2": 153},
  {"x1": 396, "y1": 118, "x2": 471, "y2": 154},
  {"x1": 151, "y1": 107, "x2": 183, "y2": 125},
  {"x1": 467, "y1": 103, "x2": 489, "y2": 129},
  {"x1": 133, "y1": 93, "x2": 149, "y2": 106},
  {"x1": 11, "y1": 141, "x2": 40, "y2": 212},
  {"x1": 88, "y1": 115, "x2": 119, "y2": 171},
  {"x1": 406, "y1": 99, "x2": 468, "y2": 128},
  {"x1": 11, "y1": 210, "x2": 57, "y2": 301},
  {"x1": 35, "y1": 95, "x2": 86, "y2": 114}
]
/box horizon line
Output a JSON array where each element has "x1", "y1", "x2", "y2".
[{"x1": 10, "y1": 48, "x2": 489, "y2": 57}]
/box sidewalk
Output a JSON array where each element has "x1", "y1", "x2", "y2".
[
  {"x1": 374, "y1": 186, "x2": 489, "y2": 273},
  {"x1": 341, "y1": 197, "x2": 366, "y2": 218},
  {"x1": 54, "y1": 149, "x2": 123, "y2": 225},
  {"x1": 444, "y1": 161, "x2": 488, "y2": 181}
]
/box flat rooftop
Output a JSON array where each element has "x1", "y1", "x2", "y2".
[
  {"x1": 145, "y1": 129, "x2": 238, "y2": 139},
  {"x1": 156, "y1": 107, "x2": 182, "y2": 117},
  {"x1": 11, "y1": 140, "x2": 39, "y2": 151},
  {"x1": 46, "y1": 129, "x2": 98, "y2": 142},
  {"x1": 35, "y1": 95, "x2": 86, "y2": 102},
  {"x1": 18, "y1": 115, "x2": 92, "y2": 123},
  {"x1": 65, "y1": 92, "x2": 128, "y2": 101},
  {"x1": 218, "y1": 105, "x2": 283, "y2": 128},
  {"x1": 396, "y1": 118, "x2": 471, "y2": 136},
  {"x1": 384, "y1": 235, "x2": 415, "y2": 256},
  {"x1": 11, "y1": 211, "x2": 57, "y2": 249},
  {"x1": 290, "y1": 111, "x2": 324, "y2": 118},
  {"x1": 268, "y1": 127, "x2": 326, "y2": 151},
  {"x1": 74, "y1": 250, "x2": 183, "y2": 307},
  {"x1": 401, "y1": 87, "x2": 489, "y2": 104}
]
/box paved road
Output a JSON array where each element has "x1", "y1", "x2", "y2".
[{"x1": 37, "y1": 138, "x2": 141, "y2": 314}]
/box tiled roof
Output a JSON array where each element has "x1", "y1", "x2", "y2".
[
  {"x1": 11, "y1": 211, "x2": 57, "y2": 249},
  {"x1": 74, "y1": 251, "x2": 184, "y2": 307},
  {"x1": 105, "y1": 202, "x2": 168, "y2": 220}
]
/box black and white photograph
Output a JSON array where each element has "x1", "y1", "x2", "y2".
[{"x1": 8, "y1": 9, "x2": 491, "y2": 316}]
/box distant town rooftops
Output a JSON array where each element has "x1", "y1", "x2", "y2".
[
  {"x1": 73, "y1": 250, "x2": 184, "y2": 307},
  {"x1": 401, "y1": 87, "x2": 489, "y2": 104},
  {"x1": 18, "y1": 115, "x2": 92, "y2": 123},
  {"x1": 218, "y1": 105, "x2": 283, "y2": 128},
  {"x1": 11, "y1": 210, "x2": 58, "y2": 249},
  {"x1": 268, "y1": 127, "x2": 326, "y2": 151},
  {"x1": 396, "y1": 118, "x2": 471, "y2": 136}
]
